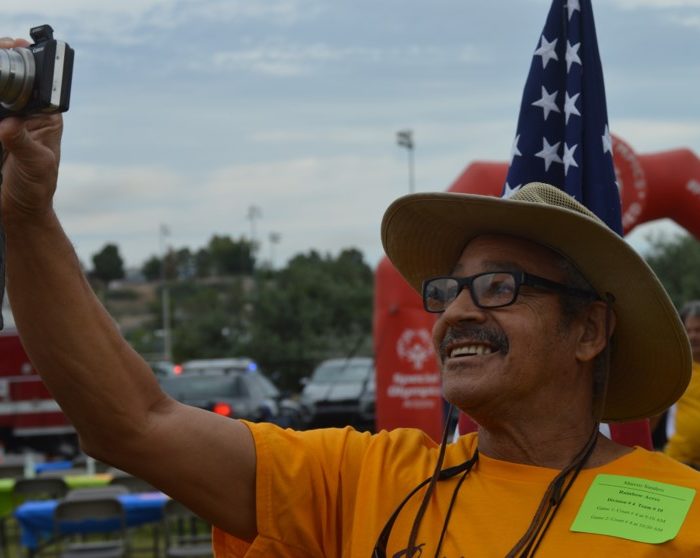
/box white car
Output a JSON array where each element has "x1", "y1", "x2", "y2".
[{"x1": 300, "y1": 357, "x2": 375, "y2": 431}]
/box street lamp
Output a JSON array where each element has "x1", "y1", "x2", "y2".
[{"x1": 396, "y1": 129, "x2": 415, "y2": 194}]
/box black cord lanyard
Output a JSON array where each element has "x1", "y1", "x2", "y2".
[
  {"x1": 0, "y1": 143, "x2": 6, "y2": 330},
  {"x1": 372, "y1": 450, "x2": 479, "y2": 558}
]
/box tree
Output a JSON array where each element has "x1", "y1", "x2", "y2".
[
  {"x1": 91, "y1": 243, "x2": 125, "y2": 286},
  {"x1": 142, "y1": 256, "x2": 161, "y2": 282},
  {"x1": 244, "y1": 249, "x2": 374, "y2": 391},
  {"x1": 195, "y1": 248, "x2": 212, "y2": 278},
  {"x1": 208, "y1": 235, "x2": 256, "y2": 276},
  {"x1": 644, "y1": 233, "x2": 700, "y2": 308},
  {"x1": 131, "y1": 243, "x2": 374, "y2": 394}
]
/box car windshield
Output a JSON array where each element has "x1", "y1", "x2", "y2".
[
  {"x1": 247, "y1": 373, "x2": 280, "y2": 398},
  {"x1": 160, "y1": 374, "x2": 245, "y2": 399},
  {"x1": 311, "y1": 361, "x2": 372, "y2": 383}
]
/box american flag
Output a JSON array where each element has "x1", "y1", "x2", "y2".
[{"x1": 502, "y1": 0, "x2": 622, "y2": 235}]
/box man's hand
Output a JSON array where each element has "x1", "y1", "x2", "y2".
[{"x1": 0, "y1": 37, "x2": 63, "y2": 223}]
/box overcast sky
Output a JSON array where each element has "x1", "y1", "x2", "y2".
[{"x1": 4, "y1": 0, "x2": 699, "y2": 270}]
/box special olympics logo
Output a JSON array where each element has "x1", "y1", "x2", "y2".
[{"x1": 396, "y1": 328, "x2": 433, "y2": 371}]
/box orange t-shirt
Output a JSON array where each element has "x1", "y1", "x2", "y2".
[{"x1": 214, "y1": 423, "x2": 700, "y2": 557}]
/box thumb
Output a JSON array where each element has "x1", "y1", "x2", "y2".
[{"x1": 0, "y1": 118, "x2": 31, "y2": 155}]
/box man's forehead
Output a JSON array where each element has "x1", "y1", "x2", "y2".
[
  {"x1": 451, "y1": 234, "x2": 563, "y2": 273},
  {"x1": 450, "y1": 258, "x2": 524, "y2": 275}
]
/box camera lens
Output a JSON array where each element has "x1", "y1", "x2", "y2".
[{"x1": 0, "y1": 47, "x2": 35, "y2": 112}]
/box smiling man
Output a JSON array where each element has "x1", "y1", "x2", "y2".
[{"x1": 2, "y1": 38, "x2": 700, "y2": 556}]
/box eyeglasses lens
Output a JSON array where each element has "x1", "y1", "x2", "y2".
[
  {"x1": 424, "y1": 273, "x2": 518, "y2": 312},
  {"x1": 473, "y1": 273, "x2": 516, "y2": 308},
  {"x1": 424, "y1": 277, "x2": 456, "y2": 312}
]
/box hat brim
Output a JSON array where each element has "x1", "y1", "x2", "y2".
[{"x1": 381, "y1": 191, "x2": 691, "y2": 422}]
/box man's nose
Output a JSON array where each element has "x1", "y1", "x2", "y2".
[{"x1": 440, "y1": 287, "x2": 487, "y2": 324}]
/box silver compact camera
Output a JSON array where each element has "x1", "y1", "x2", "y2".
[{"x1": 0, "y1": 24, "x2": 74, "y2": 118}]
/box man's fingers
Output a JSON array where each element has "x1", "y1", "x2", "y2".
[
  {"x1": 0, "y1": 37, "x2": 30, "y2": 48},
  {"x1": 0, "y1": 118, "x2": 30, "y2": 154}
]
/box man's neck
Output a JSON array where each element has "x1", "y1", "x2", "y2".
[{"x1": 475, "y1": 423, "x2": 632, "y2": 469}]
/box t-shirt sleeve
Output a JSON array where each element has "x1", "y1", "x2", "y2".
[{"x1": 213, "y1": 421, "x2": 374, "y2": 558}]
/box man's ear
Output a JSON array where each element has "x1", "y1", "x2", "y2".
[{"x1": 575, "y1": 300, "x2": 615, "y2": 364}]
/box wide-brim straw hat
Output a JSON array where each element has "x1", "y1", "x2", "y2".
[{"x1": 381, "y1": 181, "x2": 691, "y2": 422}]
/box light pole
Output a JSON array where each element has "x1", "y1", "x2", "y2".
[
  {"x1": 246, "y1": 205, "x2": 262, "y2": 255},
  {"x1": 159, "y1": 223, "x2": 172, "y2": 362},
  {"x1": 269, "y1": 232, "x2": 281, "y2": 269},
  {"x1": 396, "y1": 129, "x2": 415, "y2": 194}
]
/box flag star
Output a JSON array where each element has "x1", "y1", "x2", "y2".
[
  {"x1": 564, "y1": 92, "x2": 581, "y2": 124},
  {"x1": 511, "y1": 135, "x2": 522, "y2": 162},
  {"x1": 566, "y1": 41, "x2": 581, "y2": 72},
  {"x1": 563, "y1": 143, "x2": 579, "y2": 175},
  {"x1": 535, "y1": 138, "x2": 563, "y2": 171},
  {"x1": 503, "y1": 183, "x2": 522, "y2": 198},
  {"x1": 602, "y1": 124, "x2": 613, "y2": 154},
  {"x1": 567, "y1": 0, "x2": 581, "y2": 21},
  {"x1": 531, "y1": 86, "x2": 560, "y2": 120},
  {"x1": 534, "y1": 35, "x2": 558, "y2": 69}
]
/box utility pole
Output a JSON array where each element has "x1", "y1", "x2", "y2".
[
  {"x1": 396, "y1": 129, "x2": 415, "y2": 194},
  {"x1": 159, "y1": 223, "x2": 172, "y2": 362},
  {"x1": 246, "y1": 205, "x2": 262, "y2": 255},
  {"x1": 269, "y1": 232, "x2": 281, "y2": 269}
]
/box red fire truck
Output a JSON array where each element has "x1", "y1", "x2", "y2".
[{"x1": 0, "y1": 325, "x2": 77, "y2": 456}]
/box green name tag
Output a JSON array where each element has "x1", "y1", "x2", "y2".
[{"x1": 570, "y1": 474, "x2": 695, "y2": 544}]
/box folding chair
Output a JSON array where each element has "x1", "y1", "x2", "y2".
[
  {"x1": 64, "y1": 487, "x2": 128, "y2": 502},
  {"x1": 161, "y1": 500, "x2": 212, "y2": 558},
  {"x1": 108, "y1": 475, "x2": 155, "y2": 494},
  {"x1": 13, "y1": 478, "x2": 69, "y2": 503},
  {"x1": 9, "y1": 478, "x2": 69, "y2": 558},
  {"x1": 0, "y1": 468, "x2": 40, "y2": 557},
  {"x1": 0, "y1": 463, "x2": 26, "y2": 479},
  {"x1": 53, "y1": 497, "x2": 128, "y2": 558},
  {"x1": 106, "y1": 475, "x2": 161, "y2": 556}
]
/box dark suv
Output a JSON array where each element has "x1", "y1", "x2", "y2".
[
  {"x1": 300, "y1": 357, "x2": 375, "y2": 430},
  {"x1": 160, "y1": 358, "x2": 303, "y2": 428}
]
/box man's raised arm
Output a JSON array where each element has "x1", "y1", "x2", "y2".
[{"x1": 0, "y1": 37, "x2": 258, "y2": 541}]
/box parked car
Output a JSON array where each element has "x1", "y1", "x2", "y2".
[
  {"x1": 159, "y1": 358, "x2": 303, "y2": 428},
  {"x1": 179, "y1": 357, "x2": 258, "y2": 376},
  {"x1": 300, "y1": 357, "x2": 375, "y2": 431},
  {"x1": 148, "y1": 360, "x2": 181, "y2": 377}
]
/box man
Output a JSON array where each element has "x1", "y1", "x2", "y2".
[
  {"x1": 2, "y1": 37, "x2": 700, "y2": 557},
  {"x1": 664, "y1": 300, "x2": 700, "y2": 467}
]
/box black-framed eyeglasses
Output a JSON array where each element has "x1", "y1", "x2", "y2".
[{"x1": 422, "y1": 271, "x2": 598, "y2": 313}]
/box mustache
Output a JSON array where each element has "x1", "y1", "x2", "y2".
[{"x1": 438, "y1": 323, "x2": 509, "y2": 361}]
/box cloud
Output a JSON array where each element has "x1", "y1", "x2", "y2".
[
  {"x1": 612, "y1": 0, "x2": 700, "y2": 7},
  {"x1": 2, "y1": 0, "x2": 324, "y2": 47},
  {"x1": 669, "y1": 15, "x2": 700, "y2": 29},
  {"x1": 613, "y1": 119, "x2": 700, "y2": 152},
  {"x1": 211, "y1": 42, "x2": 340, "y2": 77},
  {"x1": 54, "y1": 154, "x2": 411, "y2": 269},
  {"x1": 208, "y1": 42, "x2": 487, "y2": 77}
]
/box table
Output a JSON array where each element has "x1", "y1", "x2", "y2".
[
  {"x1": 0, "y1": 474, "x2": 112, "y2": 518},
  {"x1": 14, "y1": 492, "x2": 168, "y2": 550},
  {"x1": 33, "y1": 461, "x2": 73, "y2": 475}
]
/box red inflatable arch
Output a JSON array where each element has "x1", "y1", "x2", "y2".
[{"x1": 373, "y1": 136, "x2": 700, "y2": 444}]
